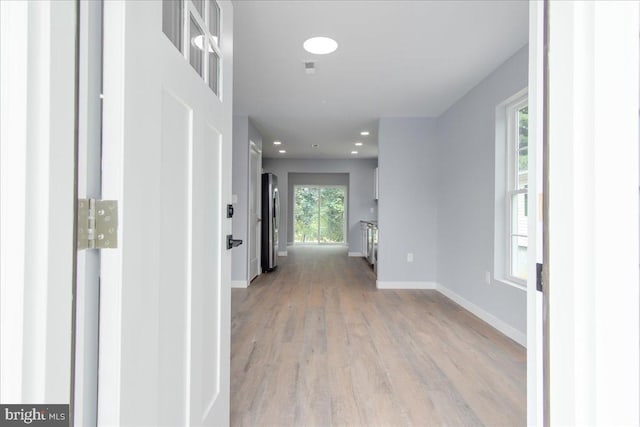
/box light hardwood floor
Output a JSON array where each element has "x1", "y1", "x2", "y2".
[{"x1": 231, "y1": 246, "x2": 526, "y2": 426}]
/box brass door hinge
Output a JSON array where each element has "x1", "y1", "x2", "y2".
[{"x1": 77, "y1": 199, "x2": 118, "y2": 250}]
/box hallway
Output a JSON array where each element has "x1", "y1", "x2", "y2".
[{"x1": 230, "y1": 246, "x2": 525, "y2": 426}]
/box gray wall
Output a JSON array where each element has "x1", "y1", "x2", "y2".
[
  {"x1": 287, "y1": 173, "x2": 349, "y2": 245},
  {"x1": 231, "y1": 116, "x2": 263, "y2": 282},
  {"x1": 262, "y1": 158, "x2": 378, "y2": 254},
  {"x1": 436, "y1": 45, "x2": 529, "y2": 334},
  {"x1": 377, "y1": 118, "x2": 439, "y2": 283}
]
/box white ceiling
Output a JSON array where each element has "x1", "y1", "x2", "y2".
[{"x1": 233, "y1": 0, "x2": 529, "y2": 159}]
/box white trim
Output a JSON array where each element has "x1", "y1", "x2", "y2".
[
  {"x1": 495, "y1": 278, "x2": 526, "y2": 292},
  {"x1": 348, "y1": 252, "x2": 364, "y2": 257},
  {"x1": 504, "y1": 92, "x2": 528, "y2": 283},
  {"x1": 526, "y1": 2, "x2": 544, "y2": 425},
  {"x1": 437, "y1": 284, "x2": 527, "y2": 347},
  {"x1": 547, "y1": 2, "x2": 639, "y2": 424},
  {"x1": 494, "y1": 88, "x2": 529, "y2": 287},
  {"x1": 0, "y1": 0, "x2": 76, "y2": 404},
  {"x1": 0, "y1": 0, "x2": 28, "y2": 402},
  {"x1": 277, "y1": 251, "x2": 288, "y2": 257},
  {"x1": 231, "y1": 280, "x2": 248, "y2": 289},
  {"x1": 373, "y1": 281, "x2": 526, "y2": 347},
  {"x1": 376, "y1": 281, "x2": 437, "y2": 290}
]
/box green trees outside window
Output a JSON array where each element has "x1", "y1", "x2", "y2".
[{"x1": 294, "y1": 186, "x2": 345, "y2": 244}]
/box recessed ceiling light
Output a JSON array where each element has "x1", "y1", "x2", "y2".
[
  {"x1": 303, "y1": 37, "x2": 338, "y2": 55},
  {"x1": 351, "y1": 151, "x2": 358, "y2": 155},
  {"x1": 273, "y1": 141, "x2": 282, "y2": 145},
  {"x1": 279, "y1": 150, "x2": 286, "y2": 154},
  {"x1": 355, "y1": 142, "x2": 363, "y2": 146},
  {"x1": 360, "y1": 131, "x2": 370, "y2": 136}
]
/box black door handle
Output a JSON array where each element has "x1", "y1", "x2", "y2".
[{"x1": 226, "y1": 235, "x2": 243, "y2": 250}]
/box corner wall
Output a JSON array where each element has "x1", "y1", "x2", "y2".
[
  {"x1": 377, "y1": 118, "x2": 439, "y2": 285},
  {"x1": 376, "y1": 45, "x2": 529, "y2": 341},
  {"x1": 231, "y1": 116, "x2": 263, "y2": 283}
]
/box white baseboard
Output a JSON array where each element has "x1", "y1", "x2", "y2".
[
  {"x1": 277, "y1": 251, "x2": 287, "y2": 256},
  {"x1": 231, "y1": 280, "x2": 249, "y2": 289},
  {"x1": 376, "y1": 281, "x2": 438, "y2": 290},
  {"x1": 348, "y1": 252, "x2": 364, "y2": 257},
  {"x1": 436, "y1": 283, "x2": 526, "y2": 347}
]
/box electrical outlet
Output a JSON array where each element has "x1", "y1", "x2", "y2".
[
  {"x1": 485, "y1": 271, "x2": 491, "y2": 284},
  {"x1": 407, "y1": 253, "x2": 414, "y2": 262}
]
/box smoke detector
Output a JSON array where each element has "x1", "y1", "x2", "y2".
[{"x1": 304, "y1": 61, "x2": 316, "y2": 75}]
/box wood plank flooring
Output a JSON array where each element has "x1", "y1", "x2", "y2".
[{"x1": 231, "y1": 246, "x2": 526, "y2": 426}]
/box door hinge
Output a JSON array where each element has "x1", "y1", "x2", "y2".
[{"x1": 77, "y1": 199, "x2": 118, "y2": 250}]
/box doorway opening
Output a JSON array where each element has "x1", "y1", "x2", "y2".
[
  {"x1": 248, "y1": 141, "x2": 262, "y2": 281},
  {"x1": 293, "y1": 185, "x2": 347, "y2": 245}
]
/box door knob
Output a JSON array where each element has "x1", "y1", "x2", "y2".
[{"x1": 226, "y1": 235, "x2": 243, "y2": 250}]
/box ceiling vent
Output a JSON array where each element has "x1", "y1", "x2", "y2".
[{"x1": 304, "y1": 61, "x2": 316, "y2": 75}]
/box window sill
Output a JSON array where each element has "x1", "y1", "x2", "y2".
[{"x1": 494, "y1": 277, "x2": 527, "y2": 291}]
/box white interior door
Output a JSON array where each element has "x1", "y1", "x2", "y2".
[
  {"x1": 99, "y1": 1, "x2": 233, "y2": 425},
  {"x1": 248, "y1": 142, "x2": 261, "y2": 281}
]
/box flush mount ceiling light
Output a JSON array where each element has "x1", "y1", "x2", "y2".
[
  {"x1": 360, "y1": 131, "x2": 370, "y2": 136},
  {"x1": 355, "y1": 142, "x2": 363, "y2": 146},
  {"x1": 279, "y1": 149, "x2": 287, "y2": 154},
  {"x1": 273, "y1": 141, "x2": 282, "y2": 145},
  {"x1": 192, "y1": 35, "x2": 214, "y2": 52},
  {"x1": 351, "y1": 151, "x2": 358, "y2": 155},
  {"x1": 303, "y1": 37, "x2": 338, "y2": 55}
]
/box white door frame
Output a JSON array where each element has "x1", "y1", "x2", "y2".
[
  {"x1": 73, "y1": 0, "x2": 103, "y2": 424},
  {"x1": 544, "y1": 1, "x2": 639, "y2": 425},
  {"x1": 0, "y1": 0, "x2": 77, "y2": 405},
  {"x1": 526, "y1": 1, "x2": 544, "y2": 425},
  {"x1": 248, "y1": 141, "x2": 261, "y2": 281}
]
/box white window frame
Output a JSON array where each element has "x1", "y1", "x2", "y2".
[
  {"x1": 185, "y1": 0, "x2": 222, "y2": 97},
  {"x1": 292, "y1": 185, "x2": 348, "y2": 245},
  {"x1": 162, "y1": 0, "x2": 222, "y2": 97},
  {"x1": 505, "y1": 94, "x2": 528, "y2": 286}
]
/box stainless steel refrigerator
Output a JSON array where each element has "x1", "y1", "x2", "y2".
[{"x1": 261, "y1": 173, "x2": 279, "y2": 272}]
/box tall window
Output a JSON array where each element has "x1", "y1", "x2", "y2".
[
  {"x1": 294, "y1": 186, "x2": 346, "y2": 244},
  {"x1": 506, "y1": 97, "x2": 528, "y2": 283}
]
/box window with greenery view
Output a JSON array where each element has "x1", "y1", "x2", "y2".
[
  {"x1": 294, "y1": 186, "x2": 346, "y2": 244},
  {"x1": 507, "y1": 97, "x2": 528, "y2": 283}
]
